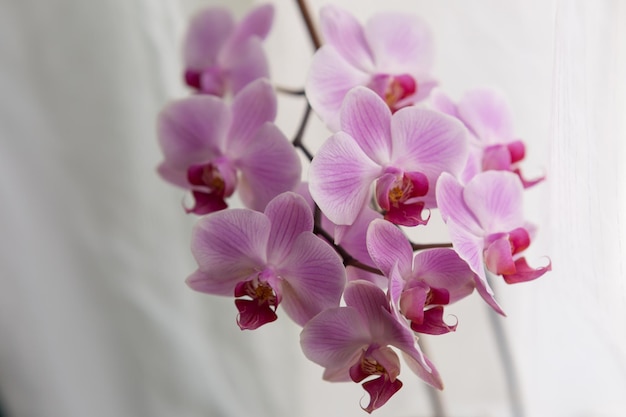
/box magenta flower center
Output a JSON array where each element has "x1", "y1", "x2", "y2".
[
  {"x1": 368, "y1": 73, "x2": 417, "y2": 112},
  {"x1": 376, "y1": 171, "x2": 430, "y2": 226},
  {"x1": 234, "y1": 275, "x2": 280, "y2": 331}
]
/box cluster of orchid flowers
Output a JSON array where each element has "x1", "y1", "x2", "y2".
[{"x1": 157, "y1": 2, "x2": 551, "y2": 413}]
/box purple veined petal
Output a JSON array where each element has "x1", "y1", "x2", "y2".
[
  {"x1": 306, "y1": 46, "x2": 371, "y2": 131},
  {"x1": 340, "y1": 87, "x2": 393, "y2": 165},
  {"x1": 402, "y1": 351, "x2": 443, "y2": 390},
  {"x1": 278, "y1": 233, "x2": 346, "y2": 326},
  {"x1": 329, "y1": 205, "x2": 382, "y2": 269},
  {"x1": 346, "y1": 266, "x2": 389, "y2": 289},
  {"x1": 190, "y1": 208, "x2": 270, "y2": 282},
  {"x1": 457, "y1": 88, "x2": 515, "y2": 144},
  {"x1": 447, "y1": 221, "x2": 505, "y2": 315},
  {"x1": 390, "y1": 108, "x2": 468, "y2": 207},
  {"x1": 366, "y1": 219, "x2": 413, "y2": 278},
  {"x1": 435, "y1": 173, "x2": 482, "y2": 234},
  {"x1": 463, "y1": 171, "x2": 524, "y2": 234},
  {"x1": 230, "y1": 3, "x2": 274, "y2": 44},
  {"x1": 226, "y1": 78, "x2": 276, "y2": 154},
  {"x1": 364, "y1": 12, "x2": 434, "y2": 73},
  {"x1": 235, "y1": 123, "x2": 302, "y2": 211},
  {"x1": 183, "y1": 7, "x2": 235, "y2": 70},
  {"x1": 413, "y1": 248, "x2": 475, "y2": 304},
  {"x1": 220, "y1": 37, "x2": 271, "y2": 96},
  {"x1": 319, "y1": 5, "x2": 375, "y2": 73},
  {"x1": 343, "y1": 280, "x2": 418, "y2": 355},
  {"x1": 342, "y1": 280, "x2": 392, "y2": 334},
  {"x1": 264, "y1": 192, "x2": 314, "y2": 265},
  {"x1": 187, "y1": 269, "x2": 253, "y2": 296},
  {"x1": 157, "y1": 95, "x2": 231, "y2": 170},
  {"x1": 300, "y1": 306, "x2": 370, "y2": 370},
  {"x1": 156, "y1": 162, "x2": 188, "y2": 188},
  {"x1": 309, "y1": 132, "x2": 383, "y2": 225}
]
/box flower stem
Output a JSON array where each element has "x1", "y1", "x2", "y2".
[
  {"x1": 295, "y1": 0, "x2": 322, "y2": 50},
  {"x1": 410, "y1": 241, "x2": 453, "y2": 251},
  {"x1": 292, "y1": 102, "x2": 314, "y2": 161}
]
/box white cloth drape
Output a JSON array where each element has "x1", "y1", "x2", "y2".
[{"x1": 1, "y1": 0, "x2": 624, "y2": 416}]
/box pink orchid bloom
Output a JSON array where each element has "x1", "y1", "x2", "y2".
[
  {"x1": 306, "y1": 5, "x2": 436, "y2": 130},
  {"x1": 300, "y1": 280, "x2": 442, "y2": 413},
  {"x1": 187, "y1": 192, "x2": 346, "y2": 330},
  {"x1": 309, "y1": 86, "x2": 468, "y2": 227},
  {"x1": 366, "y1": 219, "x2": 475, "y2": 335},
  {"x1": 183, "y1": 4, "x2": 273, "y2": 95},
  {"x1": 157, "y1": 78, "x2": 301, "y2": 214},
  {"x1": 431, "y1": 88, "x2": 544, "y2": 187},
  {"x1": 436, "y1": 171, "x2": 551, "y2": 314}
]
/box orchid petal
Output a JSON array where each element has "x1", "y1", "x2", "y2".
[
  {"x1": 186, "y1": 269, "x2": 244, "y2": 296},
  {"x1": 457, "y1": 88, "x2": 514, "y2": 144},
  {"x1": 503, "y1": 257, "x2": 552, "y2": 284},
  {"x1": 306, "y1": 46, "x2": 371, "y2": 131},
  {"x1": 435, "y1": 173, "x2": 482, "y2": 234},
  {"x1": 157, "y1": 96, "x2": 230, "y2": 169},
  {"x1": 226, "y1": 78, "x2": 276, "y2": 153},
  {"x1": 183, "y1": 7, "x2": 234, "y2": 70},
  {"x1": 340, "y1": 87, "x2": 393, "y2": 165},
  {"x1": 484, "y1": 236, "x2": 517, "y2": 275},
  {"x1": 264, "y1": 192, "x2": 314, "y2": 265},
  {"x1": 366, "y1": 219, "x2": 413, "y2": 278},
  {"x1": 364, "y1": 12, "x2": 434, "y2": 73},
  {"x1": 190, "y1": 209, "x2": 269, "y2": 282},
  {"x1": 463, "y1": 171, "x2": 524, "y2": 233},
  {"x1": 402, "y1": 352, "x2": 443, "y2": 390},
  {"x1": 413, "y1": 248, "x2": 475, "y2": 303},
  {"x1": 300, "y1": 306, "x2": 370, "y2": 369},
  {"x1": 279, "y1": 233, "x2": 346, "y2": 326},
  {"x1": 309, "y1": 132, "x2": 382, "y2": 225},
  {"x1": 319, "y1": 5, "x2": 375, "y2": 72},
  {"x1": 235, "y1": 123, "x2": 301, "y2": 211},
  {"x1": 230, "y1": 3, "x2": 274, "y2": 43},
  {"x1": 447, "y1": 222, "x2": 505, "y2": 315},
  {"x1": 391, "y1": 108, "x2": 468, "y2": 207},
  {"x1": 222, "y1": 37, "x2": 270, "y2": 95}
]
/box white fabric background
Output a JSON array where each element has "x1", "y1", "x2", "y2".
[{"x1": 0, "y1": 0, "x2": 624, "y2": 416}]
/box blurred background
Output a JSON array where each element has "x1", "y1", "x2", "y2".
[{"x1": 1, "y1": 0, "x2": 624, "y2": 416}]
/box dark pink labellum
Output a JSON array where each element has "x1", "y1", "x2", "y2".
[
  {"x1": 234, "y1": 279, "x2": 279, "y2": 330},
  {"x1": 377, "y1": 171, "x2": 430, "y2": 226},
  {"x1": 185, "y1": 162, "x2": 237, "y2": 215},
  {"x1": 368, "y1": 73, "x2": 417, "y2": 113},
  {"x1": 410, "y1": 306, "x2": 458, "y2": 335},
  {"x1": 503, "y1": 257, "x2": 552, "y2": 284},
  {"x1": 361, "y1": 375, "x2": 403, "y2": 414},
  {"x1": 484, "y1": 228, "x2": 531, "y2": 275}
]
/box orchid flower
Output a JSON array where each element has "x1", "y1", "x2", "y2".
[
  {"x1": 300, "y1": 280, "x2": 442, "y2": 413},
  {"x1": 306, "y1": 5, "x2": 436, "y2": 130},
  {"x1": 309, "y1": 86, "x2": 468, "y2": 227},
  {"x1": 436, "y1": 171, "x2": 551, "y2": 313},
  {"x1": 183, "y1": 4, "x2": 273, "y2": 95},
  {"x1": 157, "y1": 78, "x2": 301, "y2": 214},
  {"x1": 431, "y1": 88, "x2": 544, "y2": 187},
  {"x1": 366, "y1": 219, "x2": 475, "y2": 335},
  {"x1": 187, "y1": 192, "x2": 346, "y2": 330}
]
